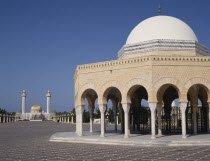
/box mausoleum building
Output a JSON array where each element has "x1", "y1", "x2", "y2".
[{"x1": 74, "y1": 16, "x2": 210, "y2": 139}]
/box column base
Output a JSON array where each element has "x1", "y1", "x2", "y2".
[
  {"x1": 124, "y1": 135, "x2": 129, "y2": 139},
  {"x1": 182, "y1": 135, "x2": 187, "y2": 139},
  {"x1": 100, "y1": 135, "x2": 105, "y2": 137},
  {"x1": 151, "y1": 136, "x2": 156, "y2": 139},
  {"x1": 76, "y1": 133, "x2": 83, "y2": 137},
  {"x1": 158, "y1": 133, "x2": 163, "y2": 137}
]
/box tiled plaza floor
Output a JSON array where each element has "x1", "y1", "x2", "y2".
[{"x1": 0, "y1": 121, "x2": 210, "y2": 161}]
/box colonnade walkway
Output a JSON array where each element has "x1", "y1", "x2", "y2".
[{"x1": 50, "y1": 128, "x2": 210, "y2": 147}]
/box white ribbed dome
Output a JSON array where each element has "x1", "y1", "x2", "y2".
[{"x1": 126, "y1": 16, "x2": 198, "y2": 44}]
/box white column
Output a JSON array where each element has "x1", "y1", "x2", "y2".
[
  {"x1": 6, "y1": 115, "x2": 8, "y2": 122},
  {"x1": 180, "y1": 102, "x2": 187, "y2": 139},
  {"x1": 3, "y1": 115, "x2": 5, "y2": 123},
  {"x1": 76, "y1": 106, "x2": 84, "y2": 136},
  {"x1": 21, "y1": 90, "x2": 26, "y2": 119},
  {"x1": 157, "y1": 103, "x2": 162, "y2": 136},
  {"x1": 46, "y1": 90, "x2": 51, "y2": 120},
  {"x1": 71, "y1": 115, "x2": 74, "y2": 123},
  {"x1": 149, "y1": 102, "x2": 157, "y2": 139},
  {"x1": 99, "y1": 105, "x2": 106, "y2": 137},
  {"x1": 122, "y1": 103, "x2": 130, "y2": 138},
  {"x1": 192, "y1": 103, "x2": 198, "y2": 135},
  {"x1": 89, "y1": 106, "x2": 93, "y2": 133}
]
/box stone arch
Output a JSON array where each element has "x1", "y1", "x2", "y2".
[
  {"x1": 76, "y1": 83, "x2": 99, "y2": 106},
  {"x1": 153, "y1": 77, "x2": 182, "y2": 102},
  {"x1": 122, "y1": 78, "x2": 150, "y2": 104},
  {"x1": 184, "y1": 77, "x2": 210, "y2": 102},
  {"x1": 99, "y1": 80, "x2": 122, "y2": 105}
]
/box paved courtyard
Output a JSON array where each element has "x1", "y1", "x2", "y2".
[{"x1": 0, "y1": 122, "x2": 210, "y2": 161}]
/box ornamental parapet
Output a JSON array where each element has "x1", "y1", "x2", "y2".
[{"x1": 75, "y1": 55, "x2": 210, "y2": 72}]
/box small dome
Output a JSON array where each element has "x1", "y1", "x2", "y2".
[
  {"x1": 126, "y1": 16, "x2": 198, "y2": 44},
  {"x1": 31, "y1": 105, "x2": 42, "y2": 112}
]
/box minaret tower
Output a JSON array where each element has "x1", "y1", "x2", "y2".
[
  {"x1": 21, "y1": 90, "x2": 26, "y2": 119},
  {"x1": 46, "y1": 90, "x2": 51, "y2": 119}
]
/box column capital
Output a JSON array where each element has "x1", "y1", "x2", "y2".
[
  {"x1": 122, "y1": 103, "x2": 130, "y2": 113},
  {"x1": 148, "y1": 102, "x2": 157, "y2": 112},
  {"x1": 179, "y1": 102, "x2": 188, "y2": 111},
  {"x1": 99, "y1": 104, "x2": 106, "y2": 113},
  {"x1": 75, "y1": 106, "x2": 84, "y2": 114}
]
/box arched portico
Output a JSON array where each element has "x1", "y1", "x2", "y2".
[
  {"x1": 156, "y1": 84, "x2": 181, "y2": 136},
  {"x1": 99, "y1": 86, "x2": 122, "y2": 137},
  {"x1": 123, "y1": 84, "x2": 154, "y2": 138},
  {"x1": 76, "y1": 88, "x2": 98, "y2": 136},
  {"x1": 187, "y1": 84, "x2": 210, "y2": 135}
]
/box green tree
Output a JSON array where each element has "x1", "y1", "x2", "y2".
[
  {"x1": 83, "y1": 109, "x2": 90, "y2": 123},
  {"x1": 0, "y1": 108, "x2": 7, "y2": 114},
  {"x1": 107, "y1": 108, "x2": 114, "y2": 123},
  {"x1": 94, "y1": 107, "x2": 100, "y2": 119}
]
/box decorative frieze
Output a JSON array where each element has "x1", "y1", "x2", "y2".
[{"x1": 118, "y1": 39, "x2": 208, "y2": 59}]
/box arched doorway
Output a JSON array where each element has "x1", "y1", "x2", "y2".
[
  {"x1": 101, "y1": 87, "x2": 122, "y2": 135},
  {"x1": 187, "y1": 84, "x2": 209, "y2": 134},
  {"x1": 81, "y1": 88, "x2": 98, "y2": 133},
  {"x1": 127, "y1": 85, "x2": 150, "y2": 134},
  {"x1": 157, "y1": 84, "x2": 182, "y2": 135}
]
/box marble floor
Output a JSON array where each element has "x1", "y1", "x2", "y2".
[{"x1": 0, "y1": 121, "x2": 210, "y2": 161}]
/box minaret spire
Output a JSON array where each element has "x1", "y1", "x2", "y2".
[
  {"x1": 46, "y1": 90, "x2": 51, "y2": 120},
  {"x1": 21, "y1": 90, "x2": 26, "y2": 119}
]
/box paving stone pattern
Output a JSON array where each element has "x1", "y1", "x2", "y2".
[{"x1": 0, "y1": 122, "x2": 210, "y2": 161}]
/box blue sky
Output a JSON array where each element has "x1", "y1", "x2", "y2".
[{"x1": 0, "y1": 0, "x2": 210, "y2": 112}]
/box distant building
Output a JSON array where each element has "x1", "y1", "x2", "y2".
[{"x1": 16, "y1": 90, "x2": 53, "y2": 120}]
